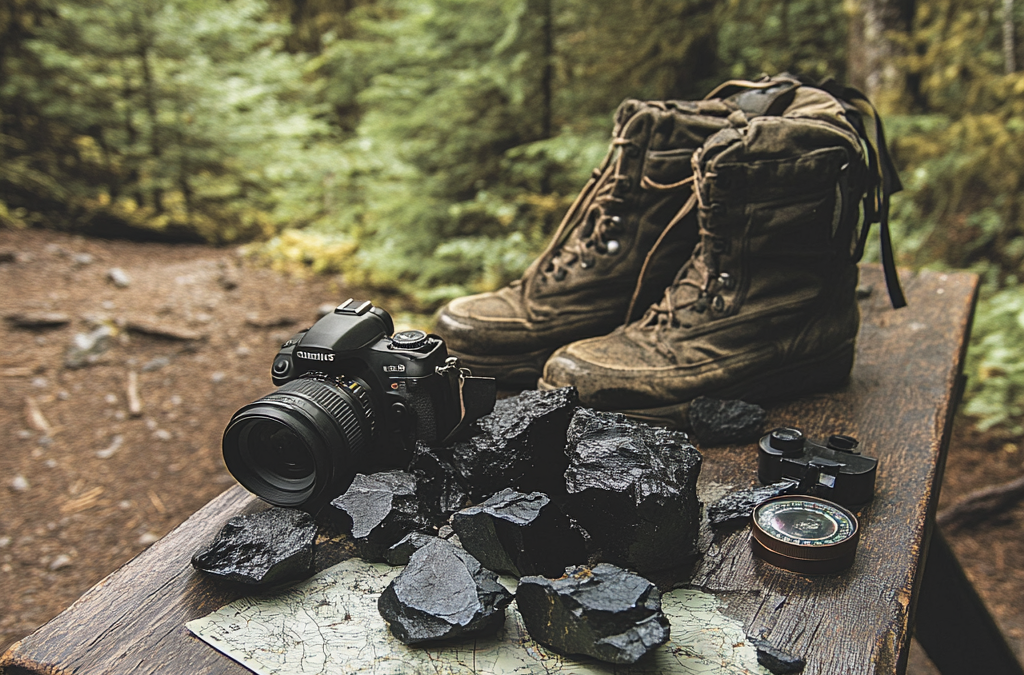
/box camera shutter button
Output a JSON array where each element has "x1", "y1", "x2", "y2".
[
  {"x1": 391, "y1": 329, "x2": 429, "y2": 350},
  {"x1": 768, "y1": 427, "x2": 805, "y2": 456}
]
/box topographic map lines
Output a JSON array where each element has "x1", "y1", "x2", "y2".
[{"x1": 187, "y1": 558, "x2": 770, "y2": 675}]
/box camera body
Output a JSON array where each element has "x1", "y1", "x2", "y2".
[
  {"x1": 757, "y1": 427, "x2": 877, "y2": 507},
  {"x1": 223, "y1": 299, "x2": 495, "y2": 514}
]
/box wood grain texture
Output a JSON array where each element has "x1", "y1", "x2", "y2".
[
  {"x1": 0, "y1": 265, "x2": 980, "y2": 675},
  {"x1": 691, "y1": 266, "x2": 978, "y2": 675}
]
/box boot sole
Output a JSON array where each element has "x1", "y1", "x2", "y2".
[
  {"x1": 538, "y1": 340, "x2": 856, "y2": 430},
  {"x1": 449, "y1": 346, "x2": 556, "y2": 388}
]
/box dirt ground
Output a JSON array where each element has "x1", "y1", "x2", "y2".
[{"x1": 1, "y1": 227, "x2": 1022, "y2": 672}]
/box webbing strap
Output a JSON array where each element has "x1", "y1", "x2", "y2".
[{"x1": 817, "y1": 78, "x2": 907, "y2": 309}]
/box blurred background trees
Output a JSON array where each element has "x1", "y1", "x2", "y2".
[{"x1": 2, "y1": 0, "x2": 1023, "y2": 432}]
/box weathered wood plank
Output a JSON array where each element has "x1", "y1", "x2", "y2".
[
  {"x1": 0, "y1": 265, "x2": 982, "y2": 675},
  {"x1": 690, "y1": 266, "x2": 979, "y2": 675}
]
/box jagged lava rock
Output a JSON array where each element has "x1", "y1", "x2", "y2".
[
  {"x1": 327, "y1": 470, "x2": 433, "y2": 561},
  {"x1": 563, "y1": 408, "x2": 702, "y2": 574},
  {"x1": 517, "y1": 563, "x2": 670, "y2": 664},
  {"x1": 748, "y1": 636, "x2": 806, "y2": 674},
  {"x1": 707, "y1": 481, "x2": 798, "y2": 526},
  {"x1": 688, "y1": 397, "x2": 766, "y2": 446},
  {"x1": 408, "y1": 442, "x2": 468, "y2": 522},
  {"x1": 450, "y1": 387, "x2": 579, "y2": 500},
  {"x1": 378, "y1": 537, "x2": 513, "y2": 644},
  {"x1": 191, "y1": 508, "x2": 316, "y2": 586},
  {"x1": 384, "y1": 532, "x2": 439, "y2": 566},
  {"x1": 451, "y1": 488, "x2": 587, "y2": 577}
]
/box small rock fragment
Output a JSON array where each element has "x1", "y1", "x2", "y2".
[
  {"x1": 138, "y1": 532, "x2": 160, "y2": 546},
  {"x1": 688, "y1": 397, "x2": 766, "y2": 446},
  {"x1": 563, "y1": 408, "x2": 702, "y2": 574},
  {"x1": 217, "y1": 261, "x2": 239, "y2": 290},
  {"x1": 65, "y1": 325, "x2": 114, "y2": 368},
  {"x1": 516, "y1": 563, "x2": 670, "y2": 664},
  {"x1": 107, "y1": 267, "x2": 131, "y2": 288},
  {"x1": 73, "y1": 253, "x2": 94, "y2": 266},
  {"x1": 385, "y1": 532, "x2": 441, "y2": 566},
  {"x1": 141, "y1": 356, "x2": 172, "y2": 372},
  {"x1": 192, "y1": 508, "x2": 317, "y2": 586},
  {"x1": 327, "y1": 471, "x2": 433, "y2": 561},
  {"x1": 450, "y1": 387, "x2": 579, "y2": 500},
  {"x1": 408, "y1": 442, "x2": 468, "y2": 522},
  {"x1": 49, "y1": 554, "x2": 73, "y2": 571},
  {"x1": 451, "y1": 488, "x2": 586, "y2": 577},
  {"x1": 10, "y1": 475, "x2": 30, "y2": 492},
  {"x1": 4, "y1": 312, "x2": 71, "y2": 329},
  {"x1": 748, "y1": 636, "x2": 806, "y2": 674},
  {"x1": 378, "y1": 537, "x2": 512, "y2": 644},
  {"x1": 707, "y1": 481, "x2": 798, "y2": 526}
]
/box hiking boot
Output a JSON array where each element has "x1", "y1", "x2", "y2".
[
  {"x1": 540, "y1": 86, "x2": 876, "y2": 427},
  {"x1": 434, "y1": 99, "x2": 736, "y2": 385}
]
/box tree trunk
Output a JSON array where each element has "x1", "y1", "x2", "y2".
[
  {"x1": 846, "y1": 0, "x2": 914, "y2": 106},
  {"x1": 1004, "y1": 0, "x2": 1017, "y2": 74}
]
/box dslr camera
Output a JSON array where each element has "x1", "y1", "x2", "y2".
[
  {"x1": 757, "y1": 427, "x2": 878, "y2": 507},
  {"x1": 223, "y1": 299, "x2": 496, "y2": 514}
]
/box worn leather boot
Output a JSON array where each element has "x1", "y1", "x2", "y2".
[
  {"x1": 434, "y1": 99, "x2": 735, "y2": 385},
  {"x1": 541, "y1": 86, "x2": 878, "y2": 427}
]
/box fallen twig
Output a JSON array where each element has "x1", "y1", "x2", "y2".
[
  {"x1": 125, "y1": 318, "x2": 205, "y2": 341},
  {"x1": 127, "y1": 370, "x2": 143, "y2": 417},
  {"x1": 937, "y1": 473, "x2": 1024, "y2": 530},
  {"x1": 25, "y1": 396, "x2": 54, "y2": 436}
]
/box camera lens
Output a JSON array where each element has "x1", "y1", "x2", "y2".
[
  {"x1": 243, "y1": 422, "x2": 315, "y2": 483},
  {"x1": 223, "y1": 376, "x2": 374, "y2": 512}
]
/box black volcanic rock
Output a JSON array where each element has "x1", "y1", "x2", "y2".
[
  {"x1": 516, "y1": 563, "x2": 670, "y2": 664},
  {"x1": 451, "y1": 488, "x2": 587, "y2": 578},
  {"x1": 688, "y1": 397, "x2": 766, "y2": 446},
  {"x1": 378, "y1": 537, "x2": 513, "y2": 644},
  {"x1": 191, "y1": 508, "x2": 316, "y2": 587},
  {"x1": 748, "y1": 636, "x2": 806, "y2": 673},
  {"x1": 327, "y1": 470, "x2": 433, "y2": 561},
  {"x1": 563, "y1": 408, "x2": 702, "y2": 574},
  {"x1": 408, "y1": 442, "x2": 468, "y2": 523},
  {"x1": 384, "y1": 532, "x2": 439, "y2": 566},
  {"x1": 450, "y1": 387, "x2": 579, "y2": 500},
  {"x1": 707, "y1": 481, "x2": 798, "y2": 526}
]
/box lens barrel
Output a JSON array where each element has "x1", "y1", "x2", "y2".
[{"x1": 223, "y1": 375, "x2": 373, "y2": 512}]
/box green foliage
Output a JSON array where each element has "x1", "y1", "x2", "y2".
[
  {"x1": 0, "y1": 0, "x2": 344, "y2": 241},
  {"x1": 716, "y1": 0, "x2": 847, "y2": 82},
  {"x1": 5, "y1": 0, "x2": 1024, "y2": 432}
]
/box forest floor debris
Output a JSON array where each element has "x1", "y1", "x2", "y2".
[{"x1": 0, "y1": 228, "x2": 1022, "y2": 675}]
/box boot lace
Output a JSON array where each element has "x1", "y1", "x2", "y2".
[
  {"x1": 523, "y1": 134, "x2": 637, "y2": 287},
  {"x1": 639, "y1": 170, "x2": 730, "y2": 364}
]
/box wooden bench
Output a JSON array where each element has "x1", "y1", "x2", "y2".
[{"x1": 1, "y1": 265, "x2": 1019, "y2": 675}]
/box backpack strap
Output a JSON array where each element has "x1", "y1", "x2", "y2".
[{"x1": 816, "y1": 78, "x2": 907, "y2": 309}]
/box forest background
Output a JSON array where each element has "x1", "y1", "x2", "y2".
[{"x1": 2, "y1": 0, "x2": 1023, "y2": 434}]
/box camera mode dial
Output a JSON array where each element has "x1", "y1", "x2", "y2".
[{"x1": 391, "y1": 329, "x2": 429, "y2": 350}]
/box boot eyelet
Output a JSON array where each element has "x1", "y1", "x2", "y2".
[
  {"x1": 719, "y1": 272, "x2": 735, "y2": 290},
  {"x1": 712, "y1": 295, "x2": 725, "y2": 312},
  {"x1": 606, "y1": 240, "x2": 620, "y2": 254}
]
